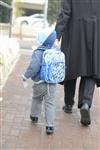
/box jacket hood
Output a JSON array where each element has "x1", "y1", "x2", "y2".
[{"x1": 37, "y1": 27, "x2": 56, "y2": 47}]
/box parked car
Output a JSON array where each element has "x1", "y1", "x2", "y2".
[
  {"x1": 14, "y1": 13, "x2": 48, "y2": 27},
  {"x1": 12, "y1": 14, "x2": 49, "y2": 38}
]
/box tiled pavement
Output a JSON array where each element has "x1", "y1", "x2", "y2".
[{"x1": 1, "y1": 51, "x2": 100, "y2": 150}]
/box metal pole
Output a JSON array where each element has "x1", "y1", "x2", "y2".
[
  {"x1": 44, "y1": 0, "x2": 48, "y2": 27},
  {"x1": 9, "y1": 7, "x2": 12, "y2": 37}
]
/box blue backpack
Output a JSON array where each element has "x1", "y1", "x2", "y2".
[{"x1": 40, "y1": 47, "x2": 65, "y2": 83}]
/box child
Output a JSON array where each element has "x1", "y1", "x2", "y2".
[{"x1": 22, "y1": 28, "x2": 57, "y2": 134}]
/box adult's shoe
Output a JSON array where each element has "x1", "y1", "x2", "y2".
[
  {"x1": 80, "y1": 103, "x2": 91, "y2": 126},
  {"x1": 62, "y1": 105, "x2": 72, "y2": 113}
]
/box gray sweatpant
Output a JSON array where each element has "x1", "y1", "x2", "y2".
[{"x1": 31, "y1": 82, "x2": 56, "y2": 127}]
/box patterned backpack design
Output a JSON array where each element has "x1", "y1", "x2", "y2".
[{"x1": 40, "y1": 47, "x2": 65, "y2": 83}]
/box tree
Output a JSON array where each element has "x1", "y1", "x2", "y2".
[
  {"x1": 0, "y1": 0, "x2": 12, "y2": 22},
  {"x1": 47, "y1": 0, "x2": 61, "y2": 25},
  {"x1": 3, "y1": 0, "x2": 12, "y2": 5}
]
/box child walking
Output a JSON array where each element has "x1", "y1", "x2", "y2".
[{"x1": 22, "y1": 28, "x2": 57, "y2": 134}]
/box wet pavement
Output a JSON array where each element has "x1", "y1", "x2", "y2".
[{"x1": 1, "y1": 51, "x2": 100, "y2": 150}]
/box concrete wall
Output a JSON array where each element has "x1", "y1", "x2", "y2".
[
  {"x1": 12, "y1": 0, "x2": 45, "y2": 21},
  {"x1": 0, "y1": 37, "x2": 20, "y2": 88}
]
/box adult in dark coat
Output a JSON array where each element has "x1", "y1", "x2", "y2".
[{"x1": 55, "y1": 0, "x2": 100, "y2": 126}]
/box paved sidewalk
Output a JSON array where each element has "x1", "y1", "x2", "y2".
[{"x1": 1, "y1": 52, "x2": 100, "y2": 150}]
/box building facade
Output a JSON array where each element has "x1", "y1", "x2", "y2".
[{"x1": 12, "y1": 0, "x2": 45, "y2": 21}]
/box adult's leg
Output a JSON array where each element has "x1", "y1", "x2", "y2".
[
  {"x1": 78, "y1": 77, "x2": 95, "y2": 125},
  {"x1": 63, "y1": 78, "x2": 77, "y2": 113},
  {"x1": 78, "y1": 77, "x2": 95, "y2": 108}
]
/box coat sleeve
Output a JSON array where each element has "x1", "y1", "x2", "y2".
[
  {"x1": 55, "y1": 0, "x2": 72, "y2": 40},
  {"x1": 24, "y1": 50, "x2": 42, "y2": 79}
]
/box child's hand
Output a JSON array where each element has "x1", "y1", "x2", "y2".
[
  {"x1": 22, "y1": 81, "x2": 28, "y2": 88},
  {"x1": 54, "y1": 39, "x2": 60, "y2": 47},
  {"x1": 22, "y1": 75, "x2": 28, "y2": 88},
  {"x1": 22, "y1": 75, "x2": 27, "y2": 81}
]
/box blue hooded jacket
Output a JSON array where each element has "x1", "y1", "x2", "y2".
[{"x1": 24, "y1": 29, "x2": 56, "y2": 81}]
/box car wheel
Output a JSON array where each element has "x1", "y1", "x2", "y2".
[{"x1": 21, "y1": 21, "x2": 28, "y2": 26}]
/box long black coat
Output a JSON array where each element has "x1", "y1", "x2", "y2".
[{"x1": 55, "y1": 0, "x2": 100, "y2": 87}]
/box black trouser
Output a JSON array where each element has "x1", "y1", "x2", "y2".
[{"x1": 64, "y1": 77, "x2": 95, "y2": 108}]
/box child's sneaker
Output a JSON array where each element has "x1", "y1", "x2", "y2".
[
  {"x1": 30, "y1": 115, "x2": 38, "y2": 123},
  {"x1": 46, "y1": 126, "x2": 54, "y2": 135}
]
